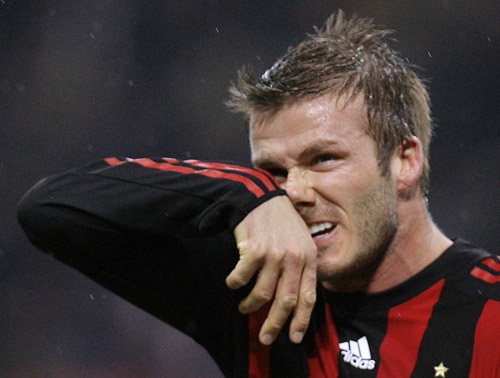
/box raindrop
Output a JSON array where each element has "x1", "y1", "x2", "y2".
[
  {"x1": 487, "y1": 37, "x2": 491, "y2": 42},
  {"x1": 215, "y1": 27, "x2": 220, "y2": 33},
  {"x1": 427, "y1": 51, "x2": 432, "y2": 58},
  {"x1": 90, "y1": 32, "x2": 95, "y2": 39},
  {"x1": 127, "y1": 79, "x2": 134, "y2": 87},
  {"x1": 89, "y1": 293, "x2": 94, "y2": 300}
]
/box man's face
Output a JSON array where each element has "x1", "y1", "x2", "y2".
[{"x1": 250, "y1": 94, "x2": 399, "y2": 290}]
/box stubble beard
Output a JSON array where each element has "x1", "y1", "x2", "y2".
[{"x1": 318, "y1": 176, "x2": 399, "y2": 292}]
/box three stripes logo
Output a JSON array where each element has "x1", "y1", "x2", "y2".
[{"x1": 339, "y1": 336, "x2": 376, "y2": 370}]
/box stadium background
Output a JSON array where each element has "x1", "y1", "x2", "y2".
[{"x1": 0, "y1": 1, "x2": 498, "y2": 376}]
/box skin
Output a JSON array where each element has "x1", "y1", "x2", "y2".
[{"x1": 226, "y1": 93, "x2": 452, "y2": 345}]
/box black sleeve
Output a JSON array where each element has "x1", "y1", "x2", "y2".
[{"x1": 17, "y1": 157, "x2": 286, "y2": 376}]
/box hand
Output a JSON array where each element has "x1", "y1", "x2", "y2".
[{"x1": 226, "y1": 195, "x2": 317, "y2": 345}]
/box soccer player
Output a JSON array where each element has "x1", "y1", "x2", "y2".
[{"x1": 18, "y1": 11, "x2": 500, "y2": 377}]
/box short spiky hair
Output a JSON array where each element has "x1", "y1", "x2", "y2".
[{"x1": 227, "y1": 10, "x2": 432, "y2": 193}]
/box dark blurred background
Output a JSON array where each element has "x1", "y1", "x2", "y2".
[{"x1": 0, "y1": 0, "x2": 498, "y2": 376}]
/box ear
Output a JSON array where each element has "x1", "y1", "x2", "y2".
[{"x1": 392, "y1": 136, "x2": 424, "y2": 192}]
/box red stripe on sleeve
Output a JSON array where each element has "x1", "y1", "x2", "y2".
[
  {"x1": 470, "y1": 267, "x2": 500, "y2": 284},
  {"x1": 248, "y1": 304, "x2": 271, "y2": 378},
  {"x1": 184, "y1": 159, "x2": 281, "y2": 191},
  {"x1": 480, "y1": 257, "x2": 500, "y2": 272},
  {"x1": 307, "y1": 304, "x2": 340, "y2": 378},
  {"x1": 469, "y1": 300, "x2": 500, "y2": 377},
  {"x1": 377, "y1": 279, "x2": 445, "y2": 378},
  {"x1": 104, "y1": 157, "x2": 125, "y2": 166},
  {"x1": 128, "y1": 158, "x2": 266, "y2": 198}
]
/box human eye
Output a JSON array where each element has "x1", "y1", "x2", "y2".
[{"x1": 311, "y1": 153, "x2": 342, "y2": 170}]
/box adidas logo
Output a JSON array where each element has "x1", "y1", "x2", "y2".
[{"x1": 339, "y1": 336, "x2": 376, "y2": 370}]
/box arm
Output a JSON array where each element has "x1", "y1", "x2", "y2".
[
  {"x1": 18, "y1": 156, "x2": 317, "y2": 347},
  {"x1": 18, "y1": 157, "x2": 285, "y2": 242}
]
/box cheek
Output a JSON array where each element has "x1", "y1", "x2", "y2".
[{"x1": 313, "y1": 168, "x2": 377, "y2": 205}]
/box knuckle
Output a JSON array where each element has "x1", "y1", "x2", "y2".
[
  {"x1": 280, "y1": 295, "x2": 298, "y2": 310},
  {"x1": 301, "y1": 290, "x2": 316, "y2": 306},
  {"x1": 286, "y1": 249, "x2": 305, "y2": 264},
  {"x1": 267, "y1": 248, "x2": 285, "y2": 264},
  {"x1": 253, "y1": 290, "x2": 273, "y2": 303},
  {"x1": 265, "y1": 319, "x2": 284, "y2": 333},
  {"x1": 293, "y1": 317, "x2": 311, "y2": 331}
]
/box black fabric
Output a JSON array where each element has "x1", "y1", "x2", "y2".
[{"x1": 17, "y1": 157, "x2": 498, "y2": 377}]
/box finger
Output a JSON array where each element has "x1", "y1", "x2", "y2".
[
  {"x1": 289, "y1": 260, "x2": 317, "y2": 344},
  {"x1": 225, "y1": 251, "x2": 262, "y2": 290},
  {"x1": 237, "y1": 260, "x2": 281, "y2": 314},
  {"x1": 258, "y1": 258, "x2": 303, "y2": 345}
]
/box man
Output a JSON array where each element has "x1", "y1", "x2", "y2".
[{"x1": 18, "y1": 11, "x2": 499, "y2": 377}]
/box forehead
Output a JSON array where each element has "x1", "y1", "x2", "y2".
[{"x1": 250, "y1": 93, "x2": 370, "y2": 163}]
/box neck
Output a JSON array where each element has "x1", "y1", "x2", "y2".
[
  {"x1": 322, "y1": 196, "x2": 452, "y2": 294},
  {"x1": 365, "y1": 196, "x2": 452, "y2": 293}
]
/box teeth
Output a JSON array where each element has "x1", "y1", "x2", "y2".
[{"x1": 308, "y1": 222, "x2": 334, "y2": 236}]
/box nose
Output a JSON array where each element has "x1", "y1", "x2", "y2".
[{"x1": 283, "y1": 168, "x2": 316, "y2": 208}]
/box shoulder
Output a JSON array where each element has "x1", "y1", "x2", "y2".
[{"x1": 446, "y1": 239, "x2": 500, "y2": 301}]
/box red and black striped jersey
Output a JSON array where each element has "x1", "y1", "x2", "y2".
[
  {"x1": 17, "y1": 157, "x2": 499, "y2": 378},
  {"x1": 250, "y1": 240, "x2": 500, "y2": 377}
]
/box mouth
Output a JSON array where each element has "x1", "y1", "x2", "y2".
[{"x1": 308, "y1": 221, "x2": 336, "y2": 238}]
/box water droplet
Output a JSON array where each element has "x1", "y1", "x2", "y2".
[
  {"x1": 427, "y1": 51, "x2": 432, "y2": 58},
  {"x1": 89, "y1": 293, "x2": 94, "y2": 300},
  {"x1": 215, "y1": 27, "x2": 220, "y2": 33}
]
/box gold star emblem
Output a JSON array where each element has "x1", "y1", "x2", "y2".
[{"x1": 434, "y1": 362, "x2": 449, "y2": 377}]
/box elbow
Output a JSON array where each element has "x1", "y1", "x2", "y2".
[{"x1": 17, "y1": 178, "x2": 52, "y2": 247}]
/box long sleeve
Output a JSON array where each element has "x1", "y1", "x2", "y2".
[
  {"x1": 18, "y1": 157, "x2": 285, "y2": 242},
  {"x1": 17, "y1": 156, "x2": 286, "y2": 377}
]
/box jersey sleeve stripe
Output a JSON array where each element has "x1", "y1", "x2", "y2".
[
  {"x1": 470, "y1": 267, "x2": 500, "y2": 284},
  {"x1": 480, "y1": 257, "x2": 500, "y2": 272},
  {"x1": 127, "y1": 158, "x2": 267, "y2": 198},
  {"x1": 184, "y1": 159, "x2": 281, "y2": 191},
  {"x1": 104, "y1": 157, "x2": 125, "y2": 166}
]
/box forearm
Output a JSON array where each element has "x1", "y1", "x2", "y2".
[{"x1": 17, "y1": 157, "x2": 285, "y2": 251}]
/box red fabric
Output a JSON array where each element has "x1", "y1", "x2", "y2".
[
  {"x1": 126, "y1": 157, "x2": 267, "y2": 198},
  {"x1": 248, "y1": 304, "x2": 271, "y2": 378},
  {"x1": 481, "y1": 257, "x2": 500, "y2": 272},
  {"x1": 470, "y1": 267, "x2": 500, "y2": 283},
  {"x1": 377, "y1": 279, "x2": 445, "y2": 378},
  {"x1": 103, "y1": 157, "x2": 125, "y2": 166},
  {"x1": 307, "y1": 304, "x2": 340, "y2": 378},
  {"x1": 469, "y1": 300, "x2": 500, "y2": 377},
  {"x1": 184, "y1": 159, "x2": 281, "y2": 191}
]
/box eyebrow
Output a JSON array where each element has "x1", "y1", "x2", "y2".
[
  {"x1": 253, "y1": 139, "x2": 340, "y2": 168},
  {"x1": 297, "y1": 139, "x2": 340, "y2": 161}
]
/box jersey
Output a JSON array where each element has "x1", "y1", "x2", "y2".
[{"x1": 17, "y1": 157, "x2": 500, "y2": 377}]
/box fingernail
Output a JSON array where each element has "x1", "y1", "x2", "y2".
[
  {"x1": 292, "y1": 332, "x2": 304, "y2": 344},
  {"x1": 261, "y1": 334, "x2": 273, "y2": 345}
]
